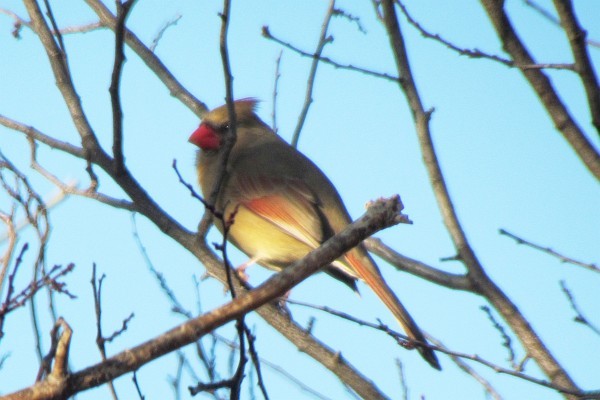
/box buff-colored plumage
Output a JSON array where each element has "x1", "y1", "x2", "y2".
[{"x1": 190, "y1": 99, "x2": 440, "y2": 369}]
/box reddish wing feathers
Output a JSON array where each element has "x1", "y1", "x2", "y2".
[{"x1": 237, "y1": 176, "x2": 323, "y2": 249}]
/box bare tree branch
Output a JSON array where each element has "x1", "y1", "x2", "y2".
[
  {"x1": 271, "y1": 50, "x2": 283, "y2": 134},
  {"x1": 110, "y1": 0, "x2": 137, "y2": 176},
  {"x1": 551, "y1": 0, "x2": 600, "y2": 135},
  {"x1": 427, "y1": 336, "x2": 504, "y2": 400},
  {"x1": 149, "y1": 14, "x2": 182, "y2": 52},
  {"x1": 84, "y1": 0, "x2": 208, "y2": 118},
  {"x1": 291, "y1": 0, "x2": 336, "y2": 148},
  {"x1": 262, "y1": 26, "x2": 400, "y2": 82},
  {"x1": 24, "y1": 0, "x2": 103, "y2": 156},
  {"x1": 560, "y1": 280, "x2": 600, "y2": 337},
  {"x1": 396, "y1": 0, "x2": 575, "y2": 71},
  {"x1": 480, "y1": 0, "x2": 600, "y2": 181},
  {"x1": 365, "y1": 237, "x2": 471, "y2": 290},
  {"x1": 523, "y1": 0, "x2": 600, "y2": 48},
  {"x1": 3, "y1": 196, "x2": 408, "y2": 400},
  {"x1": 377, "y1": 1, "x2": 582, "y2": 397},
  {"x1": 500, "y1": 228, "x2": 599, "y2": 274}
]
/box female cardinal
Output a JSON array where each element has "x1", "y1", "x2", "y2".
[{"x1": 189, "y1": 99, "x2": 440, "y2": 370}]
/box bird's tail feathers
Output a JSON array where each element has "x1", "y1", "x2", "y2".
[{"x1": 345, "y1": 251, "x2": 441, "y2": 370}]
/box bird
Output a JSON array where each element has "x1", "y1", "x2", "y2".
[{"x1": 188, "y1": 99, "x2": 440, "y2": 370}]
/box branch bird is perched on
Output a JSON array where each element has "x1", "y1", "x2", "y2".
[{"x1": 189, "y1": 99, "x2": 440, "y2": 370}]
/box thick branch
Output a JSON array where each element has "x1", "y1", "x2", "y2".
[
  {"x1": 480, "y1": 0, "x2": 600, "y2": 181},
  {"x1": 379, "y1": 1, "x2": 581, "y2": 396},
  {"x1": 23, "y1": 0, "x2": 103, "y2": 156},
  {"x1": 109, "y1": 0, "x2": 136, "y2": 175},
  {"x1": 4, "y1": 197, "x2": 405, "y2": 400},
  {"x1": 3, "y1": 101, "x2": 392, "y2": 400},
  {"x1": 365, "y1": 238, "x2": 472, "y2": 291}
]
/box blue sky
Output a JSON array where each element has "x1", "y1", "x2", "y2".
[{"x1": 1, "y1": 1, "x2": 599, "y2": 399}]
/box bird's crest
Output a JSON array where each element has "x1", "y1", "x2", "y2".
[{"x1": 203, "y1": 98, "x2": 259, "y2": 127}]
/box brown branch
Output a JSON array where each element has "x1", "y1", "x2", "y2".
[
  {"x1": 27, "y1": 135, "x2": 135, "y2": 211},
  {"x1": 91, "y1": 263, "x2": 127, "y2": 399},
  {"x1": 364, "y1": 237, "x2": 472, "y2": 291},
  {"x1": 0, "y1": 210, "x2": 17, "y2": 285},
  {"x1": 0, "y1": 114, "x2": 84, "y2": 160},
  {"x1": 0, "y1": 243, "x2": 28, "y2": 337},
  {"x1": 480, "y1": 306, "x2": 517, "y2": 369},
  {"x1": 396, "y1": 0, "x2": 575, "y2": 71},
  {"x1": 3, "y1": 43, "x2": 391, "y2": 400},
  {"x1": 14, "y1": 3, "x2": 419, "y2": 398},
  {"x1": 212, "y1": 333, "x2": 334, "y2": 400},
  {"x1": 378, "y1": 0, "x2": 582, "y2": 397},
  {"x1": 262, "y1": 26, "x2": 400, "y2": 82},
  {"x1": 271, "y1": 50, "x2": 283, "y2": 134},
  {"x1": 499, "y1": 228, "x2": 599, "y2": 273},
  {"x1": 291, "y1": 0, "x2": 336, "y2": 148},
  {"x1": 551, "y1": 0, "x2": 600, "y2": 135},
  {"x1": 560, "y1": 280, "x2": 600, "y2": 337},
  {"x1": 523, "y1": 0, "x2": 600, "y2": 49},
  {"x1": 3, "y1": 196, "x2": 407, "y2": 400},
  {"x1": 394, "y1": 359, "x2": 409, "y2": 400},
  {"x1": 149, "y1": 13, "x2": 181, "y2": 52},
  {"x1": 110, "y1": 0, "x2": 136, "y2": 176},
  {"x1": 42, "y1": 0, "x2": 65, "y2": 55},
  {"x1": 480, "y1": 0, "x2": 600, "y2": 182},
  {"x1": 84, "y1": 0, "x2": 208, "y2": 118},
  {"x1": 287, "y1": 297, "x2": 598, "y2": 398},
  {"x1": 427, "y1": 336, "x2": 504, "y2": 400},
  {"x1": 138, "y1": 230, "x2": 326, "y2": 400},
  {"x1": 32, "y1": 318, "x2": 73, "y2": 395},
  {"x1": 24, "y1": 0, "x2": 103, "y2": 156}
]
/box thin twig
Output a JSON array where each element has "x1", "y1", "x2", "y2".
[
  {"x1": 395, "y1": 0, "x2": 575, "y2": 71},
  {"x1": 27, "y1": 136, "x2": 135, "y2": 211},
  {"x1": 132, "y1": 370, "x2": 145, "y2": 399},
  {"x1": 0, "y1": 244, "x2": 29, "y2": 337},
  {"x1": 42, "y1": 0, "x2": 66, "y2": 55},
  {"x1": 394, "y1": 359, "x2": 409, "y2": 400},
  {"x1": 243, "y1": 326, "x2": 270, "y2": 400},
  {"x1": 481, "y1": 306, "x2": 518, "y2": 369},
  {"x1": 84, "y1": 0, "x2": 208, "y2": 117},
  {"x1": 523, "y1": 0, "x2": 600, "y2": 49},
  {"x1": 427, "y1": 336, "x2": 504, "y2": 400},
  {"x1": 150, "y1": 14, "x2": 182, "y2": 52},
  {"x1": 91, "y1": 264, "x2": 119, "y2": 400},
  {"x1": 271, "y1": 50, "x2": 283, "y2": 134},
  {"x1": 560, "y1": 280, "x2": 600, "y2": 336},
  {"x1": 551, "y1": 0, "x2": 600, "y2": 135},
  {"x1": 24, "y1": 0, "x2": 104, "y2": 156},
  {"x1": 499, "y1": 228, "x2": 599, "y2": 274},
  {"x1": 287, "y1": 298, "x2": 596, "y2": 398},
  {"x1": 214, "y1": 333, "x2": 334, "y2": 400},
  {"x1": 291, "y1": 0, "x2": 336, "y2": 148},
  {"x1": 262, "y1": 26, "x2": 400, "y2": 82}
]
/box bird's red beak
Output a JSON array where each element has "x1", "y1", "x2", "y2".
[{"x1": 189, "y1": 123, "x2": 220, "y2": 150}]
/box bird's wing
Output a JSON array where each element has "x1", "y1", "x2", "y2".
[{"x1": 228, "y1": 174, "x2": 325, "y2": 249}]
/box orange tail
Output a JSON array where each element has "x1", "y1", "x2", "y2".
[{"x1": 346, "y1": 250, "x2": 441, "y2": 370}]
